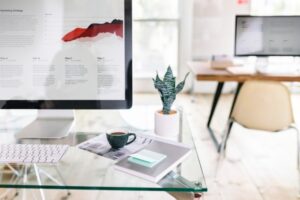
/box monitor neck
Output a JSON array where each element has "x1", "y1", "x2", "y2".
[
  {"x1": 37, "y1": 110, "x2": 74, "y2": 120},
  {"x1": 15, "y1": 110, "x2": 75, "y2": 139}
]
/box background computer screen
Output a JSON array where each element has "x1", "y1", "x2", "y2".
[
  {"x1": 0, "y1": 0, "x2": 132, "y2": 109},
  {"x1": 235, "y1": 16, "x2": 300, "y2": 56}
]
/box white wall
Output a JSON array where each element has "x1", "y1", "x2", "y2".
[
  {"x1": 133, "y1": 0, "x2": 194, "y2": 93},
  {"x1": 192, "y1": 0, "x2": 250, "y2": 58},
  {"x1": 134, "y1": 0, "x2": 251, "y2": 93},
  {"x1": 191, "y1": 0, "x2": 250, "y2": 93}
]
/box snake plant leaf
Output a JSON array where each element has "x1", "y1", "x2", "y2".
[
  {"x1": 153, "y1": 66, "x2": 190, "y2": 114},
  {"x1": 153, "y1": 74, "x2": 163, "y2": 88},
  {"x1": 164, "y1": 77, "x2": 176, "y2": 95},
  {"x1": 153, "y1": 74, "x2": 167, "y2": 96},
  {"x1": 163, "y1": 66, "x2": 176, "y2": 94},
  {"x1": 162, "y1": 97, "x2": 174, "y2": 114},
  {"x1": 163, "y1": 66, "x2": 174, "y2": 82},
  {"x1": 175, "y1": 72, "x2": 190, "y2": 94}
]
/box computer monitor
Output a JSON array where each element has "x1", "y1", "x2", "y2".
[
  {"x1": 235, "y1": 15, "x2": 300, "y2": 57},
  {"x1": 0, "y1": 0, "x2": 132, "y2": 138}
]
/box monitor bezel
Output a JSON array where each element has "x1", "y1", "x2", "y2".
[
  {"x1": 0, "y1": 0, "x2": 132, "y2": 110},
  {"x1": 234, "y1": 15, "x2": 300, "y2": 57}
]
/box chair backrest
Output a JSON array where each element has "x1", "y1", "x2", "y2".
[{"x1": 232, "y1": 81, "x2": 294, "y2": 132}]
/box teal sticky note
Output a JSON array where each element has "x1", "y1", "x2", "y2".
[{"x1": 128, "y1": 149, "x2": 166, "y2": 168}]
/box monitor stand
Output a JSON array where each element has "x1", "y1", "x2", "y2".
[
  {"x1": 255, "y1": 57, "x2": 269, "y2": 73},
  {"x1": 16, "y1": 110, "x2": 75, "y2": 139}
]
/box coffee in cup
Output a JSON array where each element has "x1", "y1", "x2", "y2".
[{"x1": 106, "y1": 129, "x2": 136, "y2": 149}]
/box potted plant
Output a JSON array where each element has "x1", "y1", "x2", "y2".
[{"x1": 153, "y1": 66, "x2": 189, "y2": 137}]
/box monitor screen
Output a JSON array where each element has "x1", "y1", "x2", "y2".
[
  {"x1": 235, "y1": 16, "x2": 300, "y2": 56},
  {"x1": 0, "y1": 0, "x2": 132, "y2": 109}
]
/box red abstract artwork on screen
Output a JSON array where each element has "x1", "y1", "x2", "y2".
[
  {"x1": 62, "y1": 19, "x2": 123, "y2": 42},
  {"x1": 237, "y1": 0, "x2": 248, "y2": 5}
]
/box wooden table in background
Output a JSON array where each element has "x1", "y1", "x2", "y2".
[{"x1": 188, "y1": 61, "x2": 300, "y2": 152}]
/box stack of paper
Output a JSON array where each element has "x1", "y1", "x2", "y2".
[{"x1": 128, "y1": 149, "x2": 166, "y2": 168}]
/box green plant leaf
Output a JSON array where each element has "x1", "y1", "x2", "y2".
[
  {"x1": 153, "y1": 74, "x2": 163, "y2": 89},
  {"x1": 153, "y1": 74, "x2": 167, "y2": 96},
  {"x1": 175, "y1": 72, "x2": 190, "y2": 94},
  {"x1": 165, "y1": 77, "x2": 176, "y2": 94},
  {"x1": 163, "y1": 66, "x2": 174, "y2": 83},
  {"x1": 153, "y1": 67, "x2": 187, "y2": 114},
  {"x1": 162, "y1": 96, "x2": 175, "y2": 114},
  {"x1": 162, "y1": 67, "x2": 176, "y2": 96}
]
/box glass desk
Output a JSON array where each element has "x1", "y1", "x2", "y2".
[{"x1": 0, "y1": 106, "x2": 207, "y2": 199}]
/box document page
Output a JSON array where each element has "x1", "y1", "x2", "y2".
[{"x1": 0, "y1": 0, "x2": 125, "y2": 100}]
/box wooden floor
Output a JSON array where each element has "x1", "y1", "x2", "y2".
[{"x1": 3, "y1": 93, "x2": 300, "y2": 200}]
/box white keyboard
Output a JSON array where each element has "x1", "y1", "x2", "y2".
[{"x1": 0, "y1": 144, "x2": 69, "y2": 164}]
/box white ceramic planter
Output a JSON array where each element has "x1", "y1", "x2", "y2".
[{"x1": 154, "y1": 110, "x2": 179, "y2": 138}]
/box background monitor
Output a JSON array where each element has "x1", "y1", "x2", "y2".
[
  {"x1": 235, "y1": 15, "x2": 300, "y2": 57},
  {"x1": 0, "y1": 0, "x2": 132, "y2": 110}
]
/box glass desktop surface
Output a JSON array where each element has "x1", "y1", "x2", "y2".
[{"x1": 0, "y1": 106, "x2": 207, "y2": 193}]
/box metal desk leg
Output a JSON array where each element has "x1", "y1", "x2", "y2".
[
  {"x1": 207, "y1": 82, "x2": 224, "y2": 151},
  {"x1": 228, "y1": 83, "x2": 244, "y2": 119},
  {"x1": 223, "y1": 82, "x2": 244, "y2": 151},
  {"x1": 33, "y1": 164, "x2": 46, "y2": 200}
]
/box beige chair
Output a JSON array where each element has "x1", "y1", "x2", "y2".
[{"x1": 220, "y1": 80, "x2": 299, "y2": 183}]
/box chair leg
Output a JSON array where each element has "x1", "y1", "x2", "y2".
[
  {"x1": 295, "y1": 127, "x2": 300, "y2": 197},
  {"x1": 290, "y1": 125, "x2": 300, "y2": 197}
]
